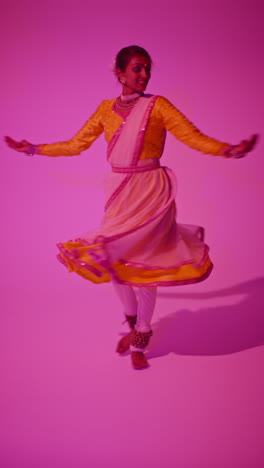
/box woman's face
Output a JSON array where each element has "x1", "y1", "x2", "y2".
[{"x1": 119, "y1": 55, "x2": 151, "y2": 95}]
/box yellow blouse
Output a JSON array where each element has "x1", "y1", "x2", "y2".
[{"x1": 40, "y1": 96, "x2": 228, "y2": 158}]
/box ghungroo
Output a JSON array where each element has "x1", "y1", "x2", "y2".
[{"x1": 130, "y1": 329, "x2": 153, "y2": 349}]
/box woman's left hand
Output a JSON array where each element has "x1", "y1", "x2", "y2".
[{"x1": 223, "y1": 134, "x2": 259, "y2": 158}]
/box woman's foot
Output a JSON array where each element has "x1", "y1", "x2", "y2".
[
  {"x1": 116, "y1": 315, "x2": 137, "y2": 354},
  {"x1": 131, "y1": 351, "x2": 149, "y2": 370},
  {"x1": 116, "y1": 332, "x2": 131, "y2": 354},
  {"x1": 116, "y1": 328, "x2": 153, "y2": 359},
  {"x1": 130, "y1": 329, "x2": 153, "y2": 368}
]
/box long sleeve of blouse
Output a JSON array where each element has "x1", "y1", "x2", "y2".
[
  {"x1": 39, "y1": 102, "x2": 105, "y2": 157},
  {"x1": 155, "y1": 97, "x2": 228, "y2": 156}
]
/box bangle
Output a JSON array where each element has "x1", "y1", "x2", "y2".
[
  {"x1": 26, "y1": 145, "x2": 37, "y2": 156},
  {"x1": 223, "y1": 145, "x2": 236, "y2": 158}
]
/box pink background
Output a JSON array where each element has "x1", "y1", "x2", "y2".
[{"x1": 1, "y1": 1, "x2": 264, "y2": 467}]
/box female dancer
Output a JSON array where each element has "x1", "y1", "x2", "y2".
[{"x1": 5, "y1": 45, "x2": 257, "y2": 370}]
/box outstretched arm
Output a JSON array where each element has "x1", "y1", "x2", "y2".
[
  {"x1": 5, "y1": 101, "x2": 105, "y2": 157},
  {"x1": 157, "y1": 97, "x2": 258, "y2": 158}
]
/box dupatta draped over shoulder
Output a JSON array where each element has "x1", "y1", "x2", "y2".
[{"x1": 56, "y1": 95, "x2": 214, "y2": 286}]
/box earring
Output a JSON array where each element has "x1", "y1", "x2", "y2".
[{"x1": 121, "y1": 77, "x2": 126, "y2": 84}]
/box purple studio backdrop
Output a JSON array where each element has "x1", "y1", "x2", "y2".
[{"x1": 1, "y1": 1, "x2": 264, "y2": 467}]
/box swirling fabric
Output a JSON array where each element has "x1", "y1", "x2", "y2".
[{"x1": 40, "y1": 95, "x2": 228, "y2": 286}]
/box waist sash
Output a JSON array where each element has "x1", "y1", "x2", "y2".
[{"x1": 112, "y1": 159, "x2": 160, "y2": 174}]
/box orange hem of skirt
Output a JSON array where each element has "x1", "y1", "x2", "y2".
[{"x1": 57, "y1": 246, "x2": 213, "y2": 287}]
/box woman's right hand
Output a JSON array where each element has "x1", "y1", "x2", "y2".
[{"x1": 5, "y1": 136, "x2": 35, "y2": 154}]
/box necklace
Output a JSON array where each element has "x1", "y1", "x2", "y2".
[{"x1": 115, "y1": 93, "x2": 142, "y2": 109}]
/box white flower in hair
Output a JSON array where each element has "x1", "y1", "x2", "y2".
[{"x1": 109, "y1": 55, "x2": 117, "y2": 72}]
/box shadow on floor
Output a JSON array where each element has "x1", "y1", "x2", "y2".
[{"x1": 148, "y1": 277, "x2": 264, "y2": 358}]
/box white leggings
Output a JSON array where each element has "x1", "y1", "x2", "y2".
[{"x1": 112, "y1": 280, "x2": 157, "y2": 350}]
